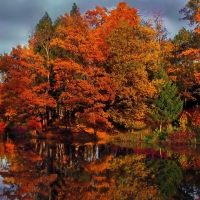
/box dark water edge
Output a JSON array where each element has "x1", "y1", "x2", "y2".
[{"x1": 0, "y1": 138, "x2": 200, "y2": 199}]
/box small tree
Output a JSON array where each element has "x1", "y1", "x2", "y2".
[{"x1": 149, "y1": 71, "x2": 183, "y2": 132}]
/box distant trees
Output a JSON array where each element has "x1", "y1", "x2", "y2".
[
  {"x1": 180, "y1": 0, "x2": 200, "y2": 26},
  {"x1": 168, "y1": 28, "x2": 199, "y2": 106}
]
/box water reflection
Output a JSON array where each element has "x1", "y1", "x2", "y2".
[{"x1": 0, "y1": 139, "x2": 200, "y2": 199}]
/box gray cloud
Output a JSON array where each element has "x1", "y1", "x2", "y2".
[{"x1": 0, "y1": 0, "x2": 191, "y2": 54}]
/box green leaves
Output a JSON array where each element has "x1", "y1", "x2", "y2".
[{"x1": 149, "y1": 70, "x2": 183, "y2": 130}]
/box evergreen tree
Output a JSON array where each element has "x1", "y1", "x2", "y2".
[
  {"x1": 29, "y1": 12, "x2": 56, "y2": 129},
  {"x1": 70, "y1": 3, "x2": 79, "y2": 16},
  {"x1": 149, "y1": 70, "x2": 183, "y2": 132},
  {"x1": 33, "y1": 12, "x2": 53, "y2": 61}
]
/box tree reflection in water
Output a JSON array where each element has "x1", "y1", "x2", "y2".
[{"x1": 0, "y1": 140, "x2": 199, "y2": 199}]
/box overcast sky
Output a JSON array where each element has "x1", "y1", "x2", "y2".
[{"x1": 0, "y1": 0, "x2": 192, "y2": 54}]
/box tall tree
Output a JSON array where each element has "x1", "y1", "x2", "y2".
[
  {"x1": 31, "y1": 12, "x2": 54, "y2": 67},
  {"x1": 105, "y1": 23, "x2": 160, "y2": 130},
  {"x1": 84, "y1": 2, "x2": 162, "y2": 130}
]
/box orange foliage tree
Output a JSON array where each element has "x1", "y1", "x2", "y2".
[
  {"x1": 0, "y1": 45, "x2": 56, "y2": 129},
  {"x1": 169, "y1": 2, "x2": 200, "y2": 107},
  {"x1": 51, "y1": 7, "x2": 115, "y2": 135},
  {"x1": 84, "y1": 2, "x2": 161, "y2": 130}
]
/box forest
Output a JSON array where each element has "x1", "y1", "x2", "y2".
[{"x1": 0, "y1": 0, "x2": 200, "y2": 144}]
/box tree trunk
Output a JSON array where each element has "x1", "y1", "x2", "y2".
[
  {"x1": 93, "y1": 127, "x2": 97, "y2": 140},
  {"x1": 159, "y1": 122, "x2": 162, "y2": 132},
  {"x1": 159, "y1": 147, "x2": 162, "y2": 158}
]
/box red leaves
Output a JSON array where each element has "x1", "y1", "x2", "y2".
[
  {"x1": 0, "y1": 45, "x2": 55, "y2": 120},
  {"x1": 85, "y1": 2, "x2": 139, "y2": 31},
  {"x1": 166, "y1": 131, "x2": 196, "y2": 145},
  {"x1": 0, "y1": 122, "x2": 5, "y2": 132},
  {"x1": 5, "y1": 142, "x2": 14, "y2": 153},
  {"x1": 26, "y1": 116, "x2": 42, "y2": 131}
]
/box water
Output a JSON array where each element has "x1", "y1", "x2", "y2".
[{"x1": 0, "y1": 139, "x2": 200, "y2": 199}]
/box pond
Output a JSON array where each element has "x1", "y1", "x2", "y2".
[{"x1": 0, "y1": 138, "x2": 200, "y2": 200}]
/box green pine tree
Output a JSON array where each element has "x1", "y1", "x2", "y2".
[
  {"x1": 70, "y1": 3, "x2": 79, "y2": 16},
  {"x1": 149, "y1": 71, "x2": 183, "y2": 132},
  {"x1": 33, "y1": 12, "x2": 53, "y2": 60}
]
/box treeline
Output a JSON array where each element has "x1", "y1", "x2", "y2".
[{"x1": 0, "y1": 1, "x2": 199, "y2": 134}]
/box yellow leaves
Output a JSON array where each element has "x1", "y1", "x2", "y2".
[
  {"x1": 5, "y1": 108, "x2": 17, "y2": 119},
  {"x1": 3, "y1": 177, "x2": 15, "y2": 184},
  {"x1": 152, "y1": 78, "x2": 165, "y2": 88},
  {"x1": 106, "y1": 22, "x2": 158, "y2": 126}
]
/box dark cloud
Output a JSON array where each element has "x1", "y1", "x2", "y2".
[
  {"x1": 0, "y1": 0, "x2": 191, "y2": 54},
  {"x1": 0, "y1": 0, "x2": 76, "y2": 53}
]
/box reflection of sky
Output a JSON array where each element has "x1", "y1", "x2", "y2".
[
  {"x1": 189, "y1": 186, "x2": 199, "y2": 200},
  {"x1": 0, "y1": 157, "x2": 11, "y2": 197},
  {"x1": 0, "y1": 157, "x2": 8, "y2": 169},
  {"x1": 0, "y1": 175, "x2": 10, "y2": 199},
  {"x1": 84, "y1": 145, "x2": 99, "y2": 162},
  {"x1": 0, "y1": 175, "x2": 4, "y2": 189},
  {"x1": 0, "y1": 157, "x2": 10, "y2": 172}
]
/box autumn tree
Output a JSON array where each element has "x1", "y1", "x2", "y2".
[
  {"x1": 84, "y1": 2, "x2": 178, "y2": 132},
  {"x1": 29, "y1": 12, "x2": 60, "y2": 128},
  {"x1": 0, "y1": 45, "x2": 56, "y2": 130},
  {"x1": 51, "y1": 6, "x2": 115, "y2": 135},
  {"x1": 29, "y1": 6, "x2": 81, "y2": 127},
  {"x1": 169, "y1": 28, "x2": 199, "y2": 107},
  {"x1": 172, "y1": 1, "x2": 200, "y2": 107},
  {"x1": 105, "y1": 19, "x2": 163, "y2": 130}
]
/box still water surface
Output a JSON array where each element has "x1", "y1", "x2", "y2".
[{"x1": 0, "y1": 139, "x2": 200, "y2": 199}]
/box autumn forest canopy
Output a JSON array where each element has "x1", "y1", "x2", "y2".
[{"x1": 0, "y1": 1, "x2": 200, "y2": 136}]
